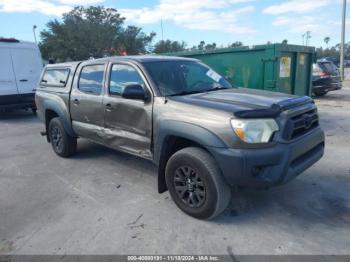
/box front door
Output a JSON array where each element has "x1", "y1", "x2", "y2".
[
  {"x1": 10, "y1": 47, "x2": 42, "y2": 94},
  {"x1": 102, "y1": 63, "x2": 152, "y2": 159},
  {"x1": 70, "y1": 63, "x2": 106, "y2": 142}
]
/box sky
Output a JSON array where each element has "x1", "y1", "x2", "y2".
[{"x1": 0, "y1": 0, "x2": 348, "y2": 48}]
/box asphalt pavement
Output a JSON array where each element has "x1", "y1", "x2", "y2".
[{"x1": 0, "y1": 80, "x2": 349, "y2": 255}]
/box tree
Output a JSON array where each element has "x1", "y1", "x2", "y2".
[
  {"x1": 117, "y1": 26, "x2": 156, "y2": 55},
  {"x1": 315, "y1": 42, "x2": 350, "y2": 60},
  {"x1": 282, "y1": 39, "x2": 288, "y2": 44},
  {"x1": 39, "y1": 6, "x2": 155, "y2": 61},
  {"x1": 198, "y1": 41, "x2": 206, "y2": 50},
  {"x1": 324, "y1": 37, "x2": 330, "y2": 48},
  {"x1": 230, "y1": 41, "x2": 243, "y2": 48},
  {"x1": 153, "y1": 39, "x2": 186, "y2": 54},
  {"x1": 205, "y1": 42, "x2": 216, "y2": 51}
]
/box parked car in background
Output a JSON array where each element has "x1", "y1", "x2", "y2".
[
  {"x1": 35, "y1": 56, "x2": 325, "y2": 219},
  {"x1": 312, "y1": 60, "x2": 342, "y2": 97},
  {"x1": 0, "y1": 38, "x2": 42, "y2": 113},
  {"x1": 321, "y1": 57, "x2": 340, "y2": 68}
]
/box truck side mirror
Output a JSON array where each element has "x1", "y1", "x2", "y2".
[{"x1": 122, "y1": 84, "x2": 148, "y2": 100}]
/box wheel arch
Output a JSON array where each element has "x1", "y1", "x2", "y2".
[
  {"x1": 154, "y1": 121, "x2": 227, "y2": 193},
  {"x1": 43, "y1": 100, "x2": 75, "y2": 142}
]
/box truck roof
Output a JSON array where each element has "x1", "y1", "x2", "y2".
[
  {"x1": 45, "y1": 61, "x2": 81, "y2": 68},
  {"x1": 45, "y1": 55, "x2": 198, "y2": 68},
  {"x1": 104, "y1": 55, "x2": 198, "y2": 63}
]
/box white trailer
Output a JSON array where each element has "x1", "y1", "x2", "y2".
[{"x1": 0, "y1": 38, "x2": 43, "y2": 113}]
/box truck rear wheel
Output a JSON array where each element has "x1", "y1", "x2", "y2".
[
  {"x1": 165, "y1": 147, "x2": 231, "y2": 219},
  {"x1": 48, "y1": 117, "x2": 77, "y2": 157}
]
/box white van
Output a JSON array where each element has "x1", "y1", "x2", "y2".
[{"x1": 0, "y1": 38, "x2": 43, "y2": 113}]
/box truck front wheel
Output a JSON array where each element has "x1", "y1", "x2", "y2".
[
  {"x1": 165, "y1": 147, "x2": 231, "y2": 219},
  {"x1": 48, "y1": 117, "x2": 77, "y2": 157}
]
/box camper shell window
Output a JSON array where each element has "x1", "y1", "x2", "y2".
[{"x1": 41, "y1": 68, "x2": 70, "y2": 87}]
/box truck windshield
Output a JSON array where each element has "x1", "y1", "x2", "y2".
[{"x1": 142, "y1": 61, "x2": 233, "y2": 96}]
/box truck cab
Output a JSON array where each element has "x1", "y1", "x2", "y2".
[{"x1": 35, "y1": 56, "x2": 325, "y2": 220}]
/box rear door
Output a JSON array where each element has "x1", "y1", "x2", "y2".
[
  {"x1": 70, "y1": 63, "x2": 107, "y2": 142},
  {"x1": 0, "y1": 47, "x2": 18, "y2": 96},
  {"x1": 10, "y1": 47, "x2": 42, "y2": 94}
]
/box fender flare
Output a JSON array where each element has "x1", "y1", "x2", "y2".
[
  {"x1": 43, "y1": 99, "x2": 76, "y2": 137},
  {"x1": 154, "y1": 120, "x2": 227, "y2": 193}
]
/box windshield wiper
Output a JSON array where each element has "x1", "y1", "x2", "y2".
[
  {"x1": 167, "y1": 85, "x2": 230, "y2": 97},
  {"x1": 204, "y1": 86, "x2": 229, "y2": 92},
  {"x1": 168, "y1": 90, "x2": 206, "y2": 96}
]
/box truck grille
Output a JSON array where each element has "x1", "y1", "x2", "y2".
[{"x1": 283, "y1": 109, "x2": 319, "y2": 140}]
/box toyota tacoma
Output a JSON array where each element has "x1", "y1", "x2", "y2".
[{"x1": 35, "y1": 56, "x2": 325, "y2": 219}]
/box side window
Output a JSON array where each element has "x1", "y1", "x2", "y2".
[
  {"x1": 41, "y1": 68, "x2": 70, "y2": 87},
  {"x1": 78, "y1": 64, "x2": 105, "y2": 95},
  {"x1": 109, "y1": 64, "x2": 145, "y2": 96}
]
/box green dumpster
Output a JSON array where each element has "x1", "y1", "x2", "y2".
[{"x1": 168, "y1": 44, "x2": 315, "y2": 96}]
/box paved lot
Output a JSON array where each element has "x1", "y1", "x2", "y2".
[{"x1": 1, "y1": 84, "x2": 350, "y2": 255}]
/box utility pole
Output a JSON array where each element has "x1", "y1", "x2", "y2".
[
  {"x1": 305, "y1": 31, "x2": 311, "y2": 46},
  {"x1": 32, "y1": 25, "x2": 37, "y2": 44},
  {"x1": 340, "y1": 0, "x2": 347, "y2": 81},
  {"x1": 161, "y1": 18, "x2": 164, "y2": 41}
]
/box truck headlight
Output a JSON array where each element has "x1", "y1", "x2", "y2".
[{"x1": 231, "y1": 119, "x2": 279, "y2": 143}]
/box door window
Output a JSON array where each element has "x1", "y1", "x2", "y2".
[
  {"x1": 78, "y1": 64, "x2": 105, "y2": 95},
  {"x1": 109, "y1": 64, "x2": 145, "y2": 96},
  {"x1": 42, "y1": 68, "x2": 69, "y2": 87}
]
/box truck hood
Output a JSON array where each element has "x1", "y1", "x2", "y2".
[{"x1": 169, "y1": 88, "x2": 313, "y2": 117}]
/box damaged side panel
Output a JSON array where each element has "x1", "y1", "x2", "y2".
[{"x1": 102, "y1": 98, "x2": 153, "y2": 159}]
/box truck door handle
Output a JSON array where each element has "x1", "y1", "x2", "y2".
[
  {"x1": 105, "y1": 103, "x2": 113, "y2": 111},
  {"x1": 19, "y1": 79, "x2": 28, "y2": 82},
  {"x1": 73, "y1": 99, "x2": 80, "y2": 105}
]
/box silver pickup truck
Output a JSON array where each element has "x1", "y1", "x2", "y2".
[{"x1": 35, "y1": 56, "x2": 325, "y2": 219}]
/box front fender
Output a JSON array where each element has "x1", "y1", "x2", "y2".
[
  {"x1": 154, "y1": 120, "x2": 228, "y2": 193},
  {"x1": 153, "y1": 120, "x2": 227, "y2": 164}
]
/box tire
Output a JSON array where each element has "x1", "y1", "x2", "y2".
[
  {"x1": 314, "y1": 91, "x2": 328, "y2": 97},
  {"x1": 48, "y1": 117, "x2": 77, "y2": 157},
  {"x1": 165, "y1": 147, "x2": 231, "y2": 220}
]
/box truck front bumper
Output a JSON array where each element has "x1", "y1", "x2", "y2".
[{"x1": 209, "y1": 127, "x2": 325, "y2": 187}]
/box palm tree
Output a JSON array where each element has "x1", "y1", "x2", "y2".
[{"x1": 324, "y1": 37, "x2": 330, "y2": 48}]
